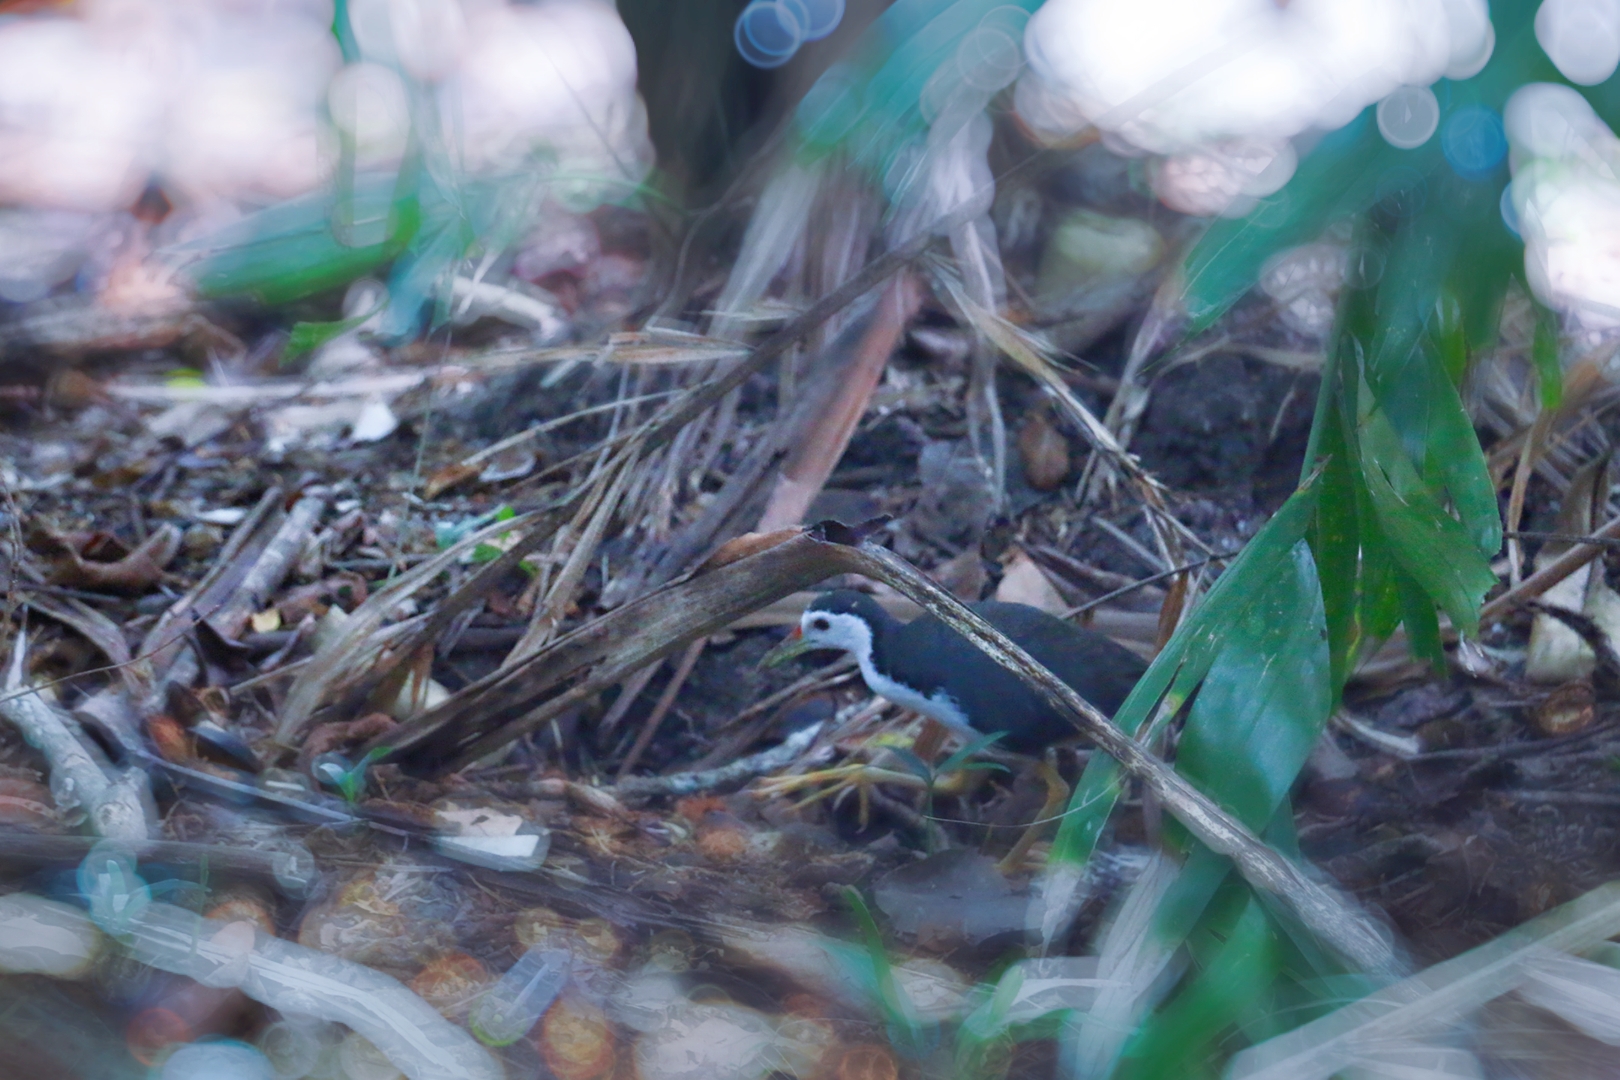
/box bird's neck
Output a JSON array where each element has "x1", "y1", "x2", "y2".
[
  {"x1": 836, "y1": 613, "x2": 887, "y2": 689},
  {"x1": 851, "y1": 620, "x2": 976, "y2": 734}
]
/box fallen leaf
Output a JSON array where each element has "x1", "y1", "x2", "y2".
[
  {"x1": 1018, "y1": 408, "x2": 1071, "y2": 491},
  {"x1": 45, "y1": 523, "x2": 180, "y2": 593},
  {"x1": 994, "y1": 550, "x2": 1068, "y2": 615}
]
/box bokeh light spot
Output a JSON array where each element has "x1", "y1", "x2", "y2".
[
  {"x1": 1536, "y1": 0, "x2": 1620, "y2": 85},
  {"x1": 156, "y1": 1038, "x2": 274, "y2": 1080},
  {"x1": 1441, "y1": 104, "x2": 1507, "y2": 178},
  {"x1": 798, "y1": 0, "x2": 846, "y2": 41},
  {"x1": 1377, "y1": 85, "x2": 1440, "y2": 149},
  {"x1": 735, "y1": 0, "x2": 809, "y2": 69},
  {"x1": 1500, "y1": 182, "x2": 1522, "y2": 237}
]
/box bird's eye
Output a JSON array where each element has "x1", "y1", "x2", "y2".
[{"x1": 811, "y1": 617, "x2": 830, "y2": 632}]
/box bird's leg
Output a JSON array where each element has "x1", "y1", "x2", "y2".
[
  {"x1": 753, "y1": 762, "x2": 927, "y2": 820},
  {"x1": 996, "y1": 755, "x2": 1070, "y2": 875},
  {"x1": 754, "y1": 715, "x2": 960, "y2": 832}
]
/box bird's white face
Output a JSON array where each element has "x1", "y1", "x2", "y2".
[{"x1": 798, "y1": 608, "x2": 874, "y2": 659}]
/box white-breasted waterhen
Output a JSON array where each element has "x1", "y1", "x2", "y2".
[{"x1": 763, "y1": 589, "x2": 1147, "y2": 753}]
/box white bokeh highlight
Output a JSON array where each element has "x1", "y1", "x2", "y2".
[
  {"x1": 1506, "y1": 83, "x2": 1620, "y2": 329},
  {"x1": 1019, "y1": 0, "x2": 1493, "y2": 214},
  {"x1": 1536, "y1": 0, "x2": 1620, "y2": 86},
  {"x1": 0, "y1": 0, "x2": 651, "y2": 212},
  {"x1": 1378, "y1": 85, "x2": 1442, "y2": 149}
]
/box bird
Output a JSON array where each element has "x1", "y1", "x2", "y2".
[{"x1": 764, "y1": 589, "x2": 1148, "y2": 753}]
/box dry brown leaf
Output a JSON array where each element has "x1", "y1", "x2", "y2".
[
  {"x1": 1018, "y1": 408, "x2": 1071, "y2": 491},
  {"x1": 698, "y1": 529, "x2": 802, "y2": 572},
  {"x1": 422, "y1": 461, "x2": 482, "y2": 500},
  {"x1": 994, "y1": 551, "x2": 1068, "y2": 615},
  {"x1": 45, "y1": 523, "x2": 180, "y2": 593}
]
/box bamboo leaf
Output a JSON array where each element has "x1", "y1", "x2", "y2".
[
  {"x1": 1118, "y1": 891, "x2": 1280, "y2": 1080},
  {"x1": 1310, "y1": 419, "x2": 1361, "y2": 689},
  {"x1": 1355, "y1": 390, "x2": 1498, "y2": 636},
  {"x1": 1044, "y1": 475, "x2": 1323, "y2": 878},
  {"x1": 1534, "y1": 302, "x2": 1564, "y2": 412},
  {"x1": 1174, "y1": 539, "x2": 1331, "y2": 830},
  {"x1": 1395, "y1": 564, "x2": 1446, "y2": 671}
]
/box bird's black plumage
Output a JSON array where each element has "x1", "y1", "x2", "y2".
[{"x1": 806, "y1": 589, "x2": 1147, "y2": 753}]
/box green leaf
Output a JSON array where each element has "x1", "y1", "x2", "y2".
[
  {"x1": 936, "y1": 731, "x2": 1007, "y2": 775},
  {"x1": 1181, "y1": 113, "x2": 1397, "y2": 329},
  {"x1": 174, "y1": 176, "x2": 419, "y2": 304},
  {"x1": 1534, "y1": 302, "x2": 1564, "y2": 412},
  {"x1": 1394, "y1": 563, "x2": 1446, "y2": 671},
  {"x1": 1118, "y1": 890, "x2": 1280, "y2": 1080},
  {"x1": 1354, "y1": 388, "x2": 1498, "y2": 636},
  {"x1": 887, "y1": 747, "x2": 933, "y2": 783},
  {"x1": 1310, "y1": 419, "x2": 1361, "y2": 689},
  {"x1": 1359, "y1": 217, "x2": 1502, "y2": 557},
  {"x1": 1044, "y1": 473, "x2": 1324, "y2": 878},
  {"x1": 1348, "y1": 453, "x2": 1405, "y2": 645},
  {"x1": 840, "y1": 886, "x2": 935, "y2": 1058},
  {"x1": 1376, "y1": 341, "x2": 1502, "y2": 556},
  {"x1": 1174, "y1": 539, "x2": 1331, "y2": 830},
  {"x1": 469, "y1": 543, "x2": 506, "y2": 564},
  {"x1": 284, "y1": 313, "x2": 370, "y2": 363}
]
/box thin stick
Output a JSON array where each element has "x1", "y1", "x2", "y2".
[
  {"x1": 612, "y1": 720, "x2": 826, "y2": 801},
  {"x1": 616, "y1": 636, "x2": 707, "y2": 780},
  {"x1": 1480, "y1": 514, "x2": 1620, "y2": 624},
  {"x1": 597, "y1": 661, "x2": 662, "y2": 736},
  {"x1": 1063, "y1": 551, "x2": 1237, "y2": 619},
  {"x1": 1504, "y1": 410, "x2": 1549, "y2": 587},
  {"x1": 457, "y1": 390, "x2": 681, "y2": 469},
  {"x1": 1504, "y1": 529, "x2": 1620, "y2": 549}
]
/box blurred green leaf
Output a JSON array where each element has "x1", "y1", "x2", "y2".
[
  {"x1": 1181, "y1": 113, "x2": 1396, "y2": 330},
  {"x1": 469, "y1": 543, "x2": 505, "y2": 565},
  {"x1": 888, "y1": 747, "x2": 933, "y2": 783},
  {"x1": 840, "y1": 886, "x2": 936, "y2": 1058},
  {"x1": 285, "y1": 313, "x2": 370, "y2": 363},
  {"x1": 1534, "y1": 302, "x2": 1564, "y2": 412},
  {"x1": 1118, "y1": 890, "x2": 1280, "y2": 1080},
  {"x1": 173, "y1": 176, "x2": 419, "y2": 305},
  {"x1": 937, "y1": 731, "x2": 1007, "y2": 775}
]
